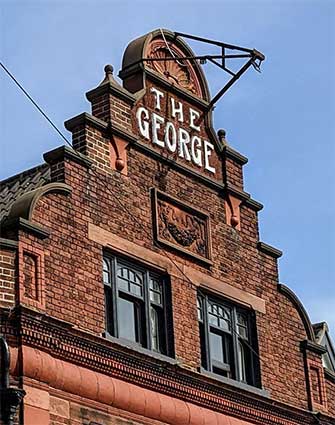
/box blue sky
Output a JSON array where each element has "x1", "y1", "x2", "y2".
[{"x1": 1, "y1": 0, "x2": 334, "y2": 336}]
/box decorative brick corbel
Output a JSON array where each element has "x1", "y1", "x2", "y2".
[
  {"x1": 110, "y1": 134, "x2": 129, "y2": 175},
  {"x1": 225, "y1": 193, "x2": 241, "y2": 230}
]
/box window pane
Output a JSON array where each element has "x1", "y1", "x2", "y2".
[
  {"x1": 149, "y1": 278, "x2": 162, "y2": 305},
  {"x1": 103, "y1": 259, "x2": 110, "y2": 285},
  {"x1": 117, "y1": 266, "x2": 143, "y2": 297},
  {"x1": 237, "y1": 340, "x2": 247, "y2": 382},
  {"x1": 118, "y1": 297, "x2": 138, "y2": 342},
  {"x1": 237, "y1": 313, "x2": 248, "y2": 340},
  {"x1": 209, "y1": 332, "x2": 224, "y2": 363},
  {"x1": 208, "y1": 302, "x2": 231, "y2": 331},
  {"x1": 131, "y1": 283, "x2": 142, "y2": 296},
  {"x1": 150, "y1": 307, "x2": 160, "y2": 352}
]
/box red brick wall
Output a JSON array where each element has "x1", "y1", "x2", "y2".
[
  {"x1": 0, "y1": 248, "x2": 16, "y2": 308},
  {"x1": 27, "y1": 142, "x2": 316, "y2": 411},
  {"x1": 6, "y1": 76, "x2": 331, "y2": 418}
]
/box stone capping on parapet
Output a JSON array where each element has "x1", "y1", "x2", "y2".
[
  {"x1": 223, "y1": 145, "x2": 249, "y2": 165},
  {"x1": 257, "y1": 241, "x2": 282, "y2": 258},
  {"x1": 86, "y1": 75, "x2": 137, "y2": 105},
  {"x1": 43, "y1": 145, "x2": 93, "y2": 169},
  {"x1": 0, "y1": 238, "x2": 18, "y2": 250},
  {"x1": 226, "y1": 183, "x2": 263, "y2": 212},
  {"x1": 64, "y1": 112, "x2": 108, "y2": 133},
  {"x1": 64, "y1": 112, "x2": 138, "y2": 146},
  {"x1": 300, "y1": 339, "x2": 327, "y2": 355}
]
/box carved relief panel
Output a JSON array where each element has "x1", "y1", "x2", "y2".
[{"x1": 151, "y1": 189, "x2": 211, "y2": 264}]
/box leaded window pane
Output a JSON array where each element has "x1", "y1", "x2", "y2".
[
  {"x1": 237, "y1": 313, "x2": 248, "y2": 340},
  {"x1": 150, "y1": 278, "x2": 162, "y2": 305},
  {"x1": 117, "y1": 266, "x2": 143, "y2": 297},
  {"x1": 208, "y1": 302, "x2": 231, "y2": 331},
  {"x1": 103, "y1": 259, "x2": 110, "y2": 285}
]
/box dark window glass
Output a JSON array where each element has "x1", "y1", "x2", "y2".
[
  {"x1": 118, "y1": 297, "x2": 138, "y2": 342},
  {"x1": 103, "y1": 255, "x2": 172, "y2": 356},
  {"x1": 198, "y1": 293, "x2": 260, "y2": 387}
]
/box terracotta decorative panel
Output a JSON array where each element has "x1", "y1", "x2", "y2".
[{"x1": 151, "y1": 189, "x2": 211, "y2": 264}]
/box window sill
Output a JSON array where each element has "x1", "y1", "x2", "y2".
[
  {"x1": 199, "y1": 368, "x2": 270, "y2": 398},
  {"x1": 103, "y1": 333, "x2": 179, "y2": 366}
]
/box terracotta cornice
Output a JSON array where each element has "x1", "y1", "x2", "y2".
[{"x1": 3, "y1": 306, "x2": 333, "y2": 425}]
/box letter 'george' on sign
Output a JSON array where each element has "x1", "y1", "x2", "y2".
[{"x1": 119, "y1": 29, "x2": 224, "y2": 181}]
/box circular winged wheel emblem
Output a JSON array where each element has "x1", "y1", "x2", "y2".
[{"x1": 148, "y1": 46, "x2": 196, "y2": 94}]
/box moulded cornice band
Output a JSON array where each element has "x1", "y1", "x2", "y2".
[
  {"x1": 8, "y1": 183, "x2": 72, "y2": 221},
  {"x1": 10, "y1": 345, "x2": 256, "y2": 425},
  {"x1": 43, "y1": 145, "x2": 93, "y2": 169}
]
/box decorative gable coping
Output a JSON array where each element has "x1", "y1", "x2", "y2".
[
  {"x1": 257, "y1": 241, "x2": 282, "y2": 258},
  {"x1": 44, "y1": 145, "x2": 93, "y2": 169},
  {"x1": 64, "y1": 112, "x2": 108, "y2": 133},
  {"x1": 278, "y1": 284, "x2": 316, "y2": 343},
  {"x1": 7, "y1": 183, "x2": 72, "y2": 222},
  {"x1": 223, "y1": 145, "x2": 248, "y2": 165},
  {"x1": 86, "y1": 78, "x2": 137, "y2": 105}
]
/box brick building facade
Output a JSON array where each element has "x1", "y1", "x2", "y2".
[{"x1": 0, "y1": 29, "x2": 334, "y2": 425}]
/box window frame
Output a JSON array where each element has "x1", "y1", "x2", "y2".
[
  {"x1": 198, "y1": 292, "x2": 260, "y2": 387},
  {"x1": 103, "y1": 254, "x2": 173, "y2": 357}
]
